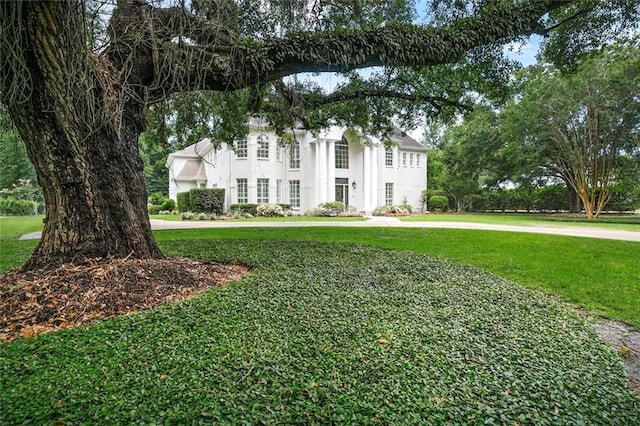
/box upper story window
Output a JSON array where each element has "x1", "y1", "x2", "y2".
[
  {"x1": 409, "y1": 153, "x2": 414, "y2": 167},
  {"x1": 289, "y1": 141, "x2": 300, "y2": 169},
  {"x1": 402, "y1": 152, "x2": 407, "y2": 167},
  {"x1": 416, "y1": 154, "x2": 421, "y2": 167},
  {"x1": 235, "y1": 139, "x2": 247, "y2": 159},
  {"x1": 335, "y1": 139, "x2": 349, "y2": 169},
  {"x1": 385, "y1": 147, "x2": 393, "y2": 167},
  {"x1": 257, "y1": 134, "x2": 269, "y2": 159}
]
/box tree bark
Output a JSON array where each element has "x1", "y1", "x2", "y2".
[
  {"x1": 3, "y1": 2, "x2": 162, "y2": 270},
  {"x1": 567, "y1": 185, "x2": 581, "y2": 213}
]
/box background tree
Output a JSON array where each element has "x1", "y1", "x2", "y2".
[
  {"x1": 500, "y1": 44, "x2": 640, "y2": 218},
  {"x1": 1, "y1": 0, "x2": 637, "y2": 270},
  {"x1": 0, "y1": 106, "x2": 35, "y2": 189}
]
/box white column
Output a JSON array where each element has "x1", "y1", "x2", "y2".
[
  {"x1": 363, "y1": 146, "x2": 371, "y2": 212},
  {"x1": 317, "y1": 140, "x2": 327, "y2": 202},
  {"x1": 370, "y1": 146, "x2": 379, "y2": 209},
  {"x1": 327, "y1": 141, "x2": 336, "y2": 202},
  {"x1": 314, "y1": 141, "x2": 322, "y2": 205}
]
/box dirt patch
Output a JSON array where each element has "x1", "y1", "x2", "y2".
[
  {"x1": 592, "y1": 320, "x2": 640, "y2": 395},
  {"x1": 0, "y1": 257, "x2": 250, "y2": 341}
]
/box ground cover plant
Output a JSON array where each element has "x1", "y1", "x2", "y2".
[
  {"x1": 152, "y1": 227, "x2": 640, "y2": 329},
  {"x1": 2, "y1": 240, "x2": 639, "y2": 424}
]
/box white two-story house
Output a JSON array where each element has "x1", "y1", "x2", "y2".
[{"x1": 166, "y1": 118, "x2": 427, "y2": 213}]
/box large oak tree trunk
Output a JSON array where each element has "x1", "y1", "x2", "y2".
[{"x1": 3, "y1": 1, "x2": 162, "y2": 271}]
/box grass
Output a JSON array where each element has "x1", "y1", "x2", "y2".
[
  {"x1": 2, "y1": 240, "x2": 639, "y2": 424},
  {"x1": 0, "y1": 215, "x2": 44, "y2": 241},
  {"x1": 2, "y1": 218, "x2": 639, "y2": 327},
  {"x1": 402, "y1": 212, "x2": 640, "y2": 231}
]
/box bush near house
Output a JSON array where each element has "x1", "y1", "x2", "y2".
[
  {"x1": 373, "y1": 205, "x2": 410, "y2": 216},
  {"x1": 256, "y1": 203, "x2": 288, "y2": 217},
  {"x1": 229, "y1": 204, "x2": 259, "y2": 216},
  {"x1": 429, "y1": 195, "x2": 449, "y2": 213},
  {"x1": 177, "y1": 191, "x2": 193, "y2": 212},
  {"x1": 305, "y1": 201, "x2": 345, "y2": 217},
  {"x1": 189, "y1": 188, "x2": 225, "y2": 214},
  {"x1": 177, "y1": 189, "x2": 225, "y2": 214}
]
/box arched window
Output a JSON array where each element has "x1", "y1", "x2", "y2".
[
  {"x1": 257, "y1": 134, "x2": 269, "y2": 159},
  {"x1": 335, "y1": 139, "x2": 349, "y2": 169}
]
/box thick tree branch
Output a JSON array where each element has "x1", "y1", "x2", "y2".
[
  {"x1": 112, "y1": 0, "x2": 575, "y2": 99},
  {"x1": 272, "y1": 80, "x2": 472, "y2": 114}
]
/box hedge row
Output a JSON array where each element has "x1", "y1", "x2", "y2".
[
  {"x1": 0, "y1": 197, "x2": 36, "y2": 216},
  {"x1": 177, "y1": 188, "x2": 225, "y2": 214}
]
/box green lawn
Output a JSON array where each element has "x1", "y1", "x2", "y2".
[
  {"x1": 402, "y1": 212, "x2": 640, "y2": 231},
  {"x1": 2, "y1": 218, "x2": 639, "y2": 327},
  {"x1": 2, "y1": 240, "x2": 639, "y2": 424},
  {"x1": 0, "y1": 215, "x2": 44, "y2": 241}
]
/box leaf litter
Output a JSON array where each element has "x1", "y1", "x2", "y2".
[{"x1": 0, "y1": 257, "x2": 250, "y2": 341}]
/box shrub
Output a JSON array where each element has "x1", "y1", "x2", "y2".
[
  {"x1": 147, "y1": 205, "x2": 161, "y2": 215},
  {"x1": 180, "y1": 212, "x2": 195, "y2": 220},
  {"x1": 429, "y1": 195, "x2": 448, "y2": 213},
  {"x1": 229, "y1": 203, "x2": 258, "y2": 216},
  {"x1": 306, "y1": 201, "x2": 345, "y2": 217},
  {"x1": 256, "y1": 203, "x2": 286, "y2": 217},
  {"x1": 161, "y1": 199, "x2": 176, "y2": 212},
  {"x1": 189, "y1": 188, "x2": 225, "y2": 214},
  {"x1": 0, "y1": 197, "x2": 36, "y2": 216},
  {"x1": 372, "y1": 205, "x2": 409, "y2": 216},
  {"x1": 197, "y1": 213, "x2": 210, "y2": 220},
  {"x1": 401, "y1": 197, "x2": 413, "y2": 214},
  {"x1": 149, "y1": 191, "x2": 166, "y2": 206},
  {"x1": 177, "y1": 192, "x2": 192, "y2": 212}
]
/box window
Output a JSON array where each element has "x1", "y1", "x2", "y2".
[
  {"x1": 237, "y1": 178, "x2": 247, "y2": 203},
  {"x1": 257, "y1": 134, "x2": 269, "y2": 159},
  {"x1": 289, "y1": 180, "x2": 300, "y2": 208},
  {"x1": 402, "y1": 153, "x2": 407, "y2": 167},
  {"x1": 276, "y1": 179, "x2": 282, "y2": 203},
  {"x1": 416, "y1": 154, "x2": 421, "y2": 167},
  {"x1": 276, "y1": 144, "x2": 282, "y2": 161},
  {"x1": 257, "y1": 178, "x2": 269, "y2": 203},
  {"x1": 409, "y1": 153, "x2": 414, "y2": 167},
  {"x1": 235, "y1": 139, "x2": 247, "y2": 159},
  {"x1": 335, "y1": 139, "x2": 349, "y2": 169},
  {"x1": 289, "y1": 141, "x2": 300, "y2": 169},
  {"x1": 385, "y1": 147, "x2": 393, "y2": 167},
  {"x1": 385, "y1": 183, "x2": 394, "y2": 206}
]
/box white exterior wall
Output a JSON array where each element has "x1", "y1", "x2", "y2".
[{"x1": 168, "y1": 126, "x2": 427, "y2": 214}]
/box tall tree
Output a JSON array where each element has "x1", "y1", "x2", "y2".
[
  {"x1": 501, "y1": 45, "x2": 640, "y2": 218},
  {"x1": 0, "y1": 0, "x2": 636, "y2": 270}
]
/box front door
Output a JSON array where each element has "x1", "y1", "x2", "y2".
[{"x1": 335, "y1": 178, "x2": 349, "y2": 207}]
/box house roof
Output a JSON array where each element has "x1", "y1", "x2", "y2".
[
  {"x1": 174, "y1": 159, "x2": 207, "y2": 181},
  {"x1": 169, "y1": 138, "x2": 214, "y2": 158},
  {"x1": 388, "y1": 127, "x2": 426, "y2": 152}
]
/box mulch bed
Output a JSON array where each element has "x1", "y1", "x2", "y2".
[{"x1": 0, "y1": 257, "x2": 250, "y2": 341}]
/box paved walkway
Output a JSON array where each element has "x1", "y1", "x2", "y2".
[{"x1": 21, "y1": 216, "x2": 640, "y2": 242}]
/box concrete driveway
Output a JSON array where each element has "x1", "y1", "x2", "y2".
[{"x1": 19, "y1": 216, "x2": 640, "y2": 242}]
